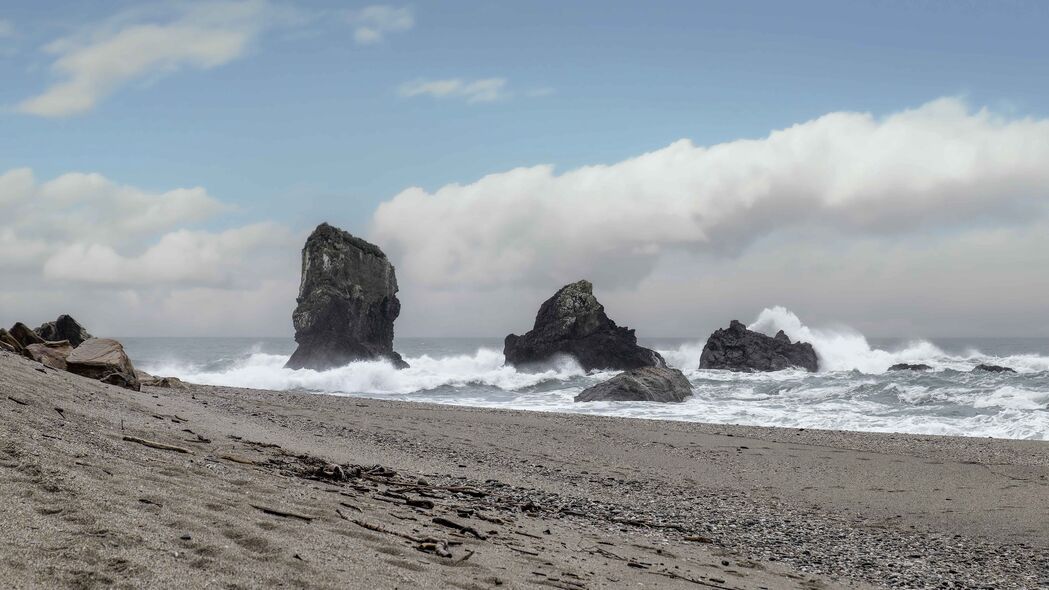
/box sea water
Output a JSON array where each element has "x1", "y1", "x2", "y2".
[{"x1": 122, "y1": 307, "x2": 1049, "y2": 440}]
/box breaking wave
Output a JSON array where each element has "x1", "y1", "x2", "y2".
[{"x1": 136, "y1": 308, "x2": 1049, "y2": 440}]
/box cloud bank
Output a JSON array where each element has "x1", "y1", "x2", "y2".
[
  {"x1": 372, "y1": 98, "x2": 1049, "y2": 290},
  {"x1": 19, "y1": 0, "x2": 289, "y2": 117}
]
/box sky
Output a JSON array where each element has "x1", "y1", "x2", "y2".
[{"x1": 3, "y1": 0, "x2": 1049, "y2": 339}]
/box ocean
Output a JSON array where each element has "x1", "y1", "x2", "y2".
[{"x1": 122, "y1": 307, "x2": 1049, "y2": 441}]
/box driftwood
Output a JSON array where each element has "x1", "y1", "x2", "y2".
[
  {"x1": 122, "y1": 435, "x2": 192, "y2": 454},
  {"x1": 432, "y1": 517, "x2": 487, "y2": 540},
  {"x1": 250, "y1": 504, "x2": 314, "y2": 522},
  {"x1": 7, "y1": 396, "x2": 29, "y2": 406}
]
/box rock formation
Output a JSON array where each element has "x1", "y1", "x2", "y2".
[
  {"x1": 504, "y1": 280, "x2": 665, "y2": 372},
  {"x1": 0, "y1": 329, "x2": 23, "y2": 354},
  {"x1": 35, "y1": 315, "x2": 93, "y2": 347},
  {"x1": 9, "y1": 322, "x2": 45, "y2": 349},
  {"x1": 574, "y1": 367, "x2": 692, "y2": 403},
  {"x1": 973, "y1": 364, "x2": 1016, "y2": 373},
  {"x1": 888, "y1": 363, "x2": 932, "y2": 372},
  {"x1": 25, "y1": 341, "x2": 73, "y2": 370},
  {"x1": 699, "y1": 321, "x2": 818, "y2": 372},
  {"x1": 66, "y1": 338, "x2": 141, "y2": 391},
  {"x1": 285, "y1": 223, "x2": 407, "y2": 370}
]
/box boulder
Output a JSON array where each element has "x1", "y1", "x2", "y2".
[
  {"x1": 0, "y1": 329, "x2": 23, "y2": 354},
  {"x1": 973, "y1": 364, "x2": 1016, "y2": 373},
  {"x1": 285, "y1": 223, "x2": 407, "y2": 370},
  {"x1": 25, "y1": 340, "x2": 73, "y2": 370},
  {"x1": 575, "y1": 367, "x2": 693, "y2": 403},
  {"x1": 66, "y1": 338, "x2": 141, "y2": 391},
  {"x1": 9, "y1": 322, "x2": 45, "y2": 348},
  {"x1": 35, "y1": 315, "x2": 93, "y2": 347},
  {"x1": 504, "y1": 280, "x2": 665, "y2": 372},
  {"x1": 888, "y1": 363, "x2": 932, "y2": 372},
  {"x1": 142, "y1": 376, "x2": 187, "y2": 388},
  {"x1": 699, "y1": 321, "x2": 818, "y2": 372}
]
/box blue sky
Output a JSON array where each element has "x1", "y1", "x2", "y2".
[{"x1": 3, "y1": 1, "x2": 1049, "y2": 337}]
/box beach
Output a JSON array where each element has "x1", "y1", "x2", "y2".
[{"x1": 1, "y1": 350, "x2": 1046, "y2": 589}]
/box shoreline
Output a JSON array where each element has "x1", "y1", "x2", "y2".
[{"x1": 2, "y1": 350, "x2": 1046, "y2": 588}]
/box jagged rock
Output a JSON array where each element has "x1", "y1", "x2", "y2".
[
  {"x1": 285, "y1": 223, "x2": 407, "y2": 370},
  {"x1": 973, "y1": 364, "x2": 1016, "y2": 373},
  {"x1": 575, "y1": 367, "x2": 692, "y2": 403},
  {"x1": 9, "y1": 322, "x2": 45, "y2": 349},
  {"x1": 504, "y1": 280, "x2": 665, "y2": 372},
  {"x1": 25, "y1": 340, "x2": 73, "y2": 370},
  {"x1": 66, "y1": 338, "x2": 141, "y2": 391},
  {"x1": 0, "y1": 329, "x2": 22, "y2": 354},
  {"x1": 142, "y1": 376, "x2": 187, "y2": 388},
  {"x1": 35, "y1": 315, "x2": 93, "y2": 347},
  {"x1": 888, "y1": 363, "x2": 932, "y2": 372},
  {"x1": 699, "y1": 321, "x2": 818, "y2": 372}
]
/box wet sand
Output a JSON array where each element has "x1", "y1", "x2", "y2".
[{"x1": 1, "y1": 350, "x2": 1046, "y2": 588}]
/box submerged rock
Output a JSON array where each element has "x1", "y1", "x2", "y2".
[
  {"x1": 25, "y1": 340, "x2": 73, "y2": 370},
  {"x1": 575, "y1": 367, "x2": 692, "y2": 403},
  {"x1": 699, "y1": 321, "x2": 818, "y2": 372},
  {"x1": 973, "y1": 364, "x2": 1016, "y2": 373},
  {"x1": 504, "y1": 280, "x2": 665, "y2": 372},
  {"x1": 285, "y1": 223, "x2": 407, "y2": 370},
  {"x1": 35, "y1": 315, "x2": 93, "y2": 347},
  {"x1": 888, "y1": 363, "x2": 932, "y2": 372},
  {"x1": 66, "y1": 338, "x2": 141, "y2": 391}
]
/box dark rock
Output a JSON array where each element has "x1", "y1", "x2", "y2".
[
  {"x1": 9, "y1": 322, "x2": 45, "y2": 348},
  {"x1": 973, "y1": 364, "x2": 1016, "y2": 373},
  {"x1": 699, "y1": 320, "x2": 818, "y2": 372},
  {"x1": 888, "y1": 363, "x2": 932, "y2": 372},
  {"x1": 35, "y1": 315, "x2": 93, "y2": 347},
  {"x1": 504, "y1": 280, "x2": 665, "y2": 372},
  {"x1": 66, "y1": 338, "x2": 141, "y2": 391},
  {"x1": 0, "y1": 329, "x2": 23, "y2": 354},
  {"x1": 285, "y1": 223, "x2": 407, "y2": 370},
  {"x1": 575, "y1": 367, "x2": 693, "y2": 403},
  {"x1": 25, "y1": 340, "x2": 73, "y2": 370}
]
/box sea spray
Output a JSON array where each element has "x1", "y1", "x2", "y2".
[{"x1": 129, "y1": 309, "x2": 1049, "y2": 440}]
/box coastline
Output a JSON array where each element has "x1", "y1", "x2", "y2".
[{"x1": 1, "y1": 350, "x2": 1046, "y2": 588}]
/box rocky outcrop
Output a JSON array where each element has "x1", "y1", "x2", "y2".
[
  {"x1": 504, "y1": 280, "x2": 665, "y2": 372},
  {"x1": 699, "y1": 321, "x2": 818, "y2": 372},
  {"x1": 285, "y1": 223, "x2": 407, "y2": 370},
  {"x1": 973, "y1": 364, "x2": 1016, "y2": 373},
  {"x1": 575, "y1": 367, "x2": 692, "y2": 403},
  {"x1": 25, "y1": 340, "x2": 73, "y2": 370},
  {"x1": 142, "y1": 376, "x2": 187, "y2": 388},
  {"x1": 35, "y1": 315, "x2": 93, "y2": 347},
  {"x1": 0, "y1": 329, "x2": 23, "y2": 354},
  {"x1": 9, "y1": 322, "x2": 45, "y2": 349},
  {"x1": 66, "y1": 338, "x2": 141, "y2": 391},
  {"x1": 888, "y1": 363, "x2": 932, "y2": 372}
]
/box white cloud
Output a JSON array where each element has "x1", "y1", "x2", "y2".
[
  {"x1": 372, "y1": 98, "x2": 1049, "y2": 290},
  {"x1": 18, "y1": 0, "x2": 288, "y2": 117},
  {"x1": 347, "y1": 5, "x2": 413, "y2": 45},
  {"x1": 398, "y1": 78, "x2": 509, "y2": 103},
  {"x1": 43, "y1": 223, "x2": 292, "y2": 286}
]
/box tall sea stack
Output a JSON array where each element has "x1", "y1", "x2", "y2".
[
  {"x1": 285, "y1": 223, "x2": 407, "y2": 370},
  {"x1": 504, "y1": 280, "x2": 665, "y2": 372}
]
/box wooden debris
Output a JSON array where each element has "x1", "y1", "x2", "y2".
[
  {"x1": 122, "y1": 435, "x2": 192, "y2": 454},
  {"x1": 6, "y1": 396, "x2": 29, "y2": 406},
  {"x1": 433, "y1": 516, "x2": 487, "y2": 540},
  {"x1": 250, "y1": 504, "x2": 314, "y2": 522},
  {"x1": 220, "y1": 454, "x2": 257, "y2": 465}
]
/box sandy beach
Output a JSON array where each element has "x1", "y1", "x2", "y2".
[{"x1": 1, "y1": 350, "x2": 1046, "y2": 589}]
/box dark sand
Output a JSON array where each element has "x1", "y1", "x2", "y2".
[{"x1": 1, "y1": 350, "x2": 1046, "y2": 589}]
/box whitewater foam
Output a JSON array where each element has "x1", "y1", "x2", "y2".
[{"x1": 136, "y1": 308, "x2": 1049, "y2": 441}]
